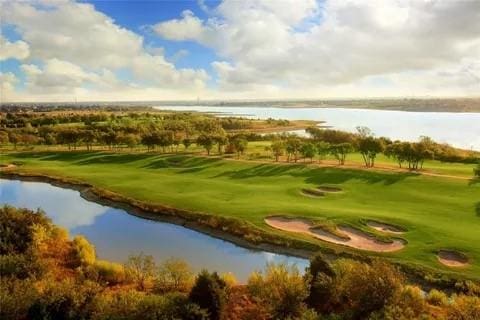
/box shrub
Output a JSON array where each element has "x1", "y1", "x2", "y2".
[
  {"x1": 380, "y1": 285, "x2": 427, "y2": 320},
  {"x1": 332, "y1": 259, "x2": 403, "y2": 318},
  {"x1": 72, "y1": 235, "x2": 96, "y2": 266},
  {"x1": 0, "y1": 277, "x2": 38, "y2": 320},
  {"x1": 91, "y1": 290, "x2": 144, "y2": 320},
  {"x1": 305, "y1": 253, "x2": 336, "y2": 312},
  {"x1": 247, "y1": 263, "x2": 308, "y2": 320},
  {"x1": 125, "y1": 252, "x2": 156, "y2": 290},
  {"x1": 446, "y1": 294, "x2": 480, "y2": 320},
  {"x1": 155, "y1": 258, "x2": 194, "y2": 294},
  {"x1": 426, "y1": 289, "x2": 449, "y2": 307},
  {"x1": 94, "y1": 260, "x2": 126, "y2": 285},
  {"x1": 135, "y1": 293, "x2": 209, "y2": 320}
]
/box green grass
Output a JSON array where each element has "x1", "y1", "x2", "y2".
[{"x1": 2, "y1": 151, "x2": 479, "y2": 279}]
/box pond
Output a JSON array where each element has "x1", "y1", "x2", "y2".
[
  {"x1": 0, "y1": 179, "x2": 308, "y2": 281},
  {"x1": 154, "y1": 106, "x2": 480, "y2": 150}
]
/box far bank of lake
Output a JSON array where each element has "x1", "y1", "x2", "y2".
[{"x1": 154, "y1": 106, "x2": 480, "y2": 151}]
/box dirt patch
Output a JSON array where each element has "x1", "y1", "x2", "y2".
[
  {"x1": 437, "y1": 250, "x2": 469, "y2": 267},
  {"x1": 367, "y1": 221, "x2": 405, "y2": 234},
  {"x1": 0, "y1": 164, "x2": 17, "y2": 171},
  {"x1": 265, "y1": 216, "x2": 405, "y2": 252}
]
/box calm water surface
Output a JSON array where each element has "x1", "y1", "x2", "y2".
[
  {"x1": 155, "y1": 106, "x2": 480, "y2": 150},
  {"x1": 0, "y1": 179, "x2": 308, "y2": 280}
]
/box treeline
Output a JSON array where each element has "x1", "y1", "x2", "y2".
[
  {"x1": 1, "y1": 206, "x2": 479, "y2": 320},
  {"x1": 291, "y1": 126, "x2": 479, "y2": 167}
]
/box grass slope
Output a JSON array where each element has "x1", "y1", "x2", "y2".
[{"x1": 2, "y1": 151, "x2": 479, "y2": 278}]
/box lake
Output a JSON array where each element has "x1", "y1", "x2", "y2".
[
  {"x1": 154, "y1": 106, "x2": 480, "y2": 151},
  {"x1": 0, "y1": 179, "x2": 308, "y2": 281}
]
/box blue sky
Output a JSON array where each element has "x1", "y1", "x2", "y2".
[{"x1": 1, "y1": 0, "x2": 478, "y2": 101}]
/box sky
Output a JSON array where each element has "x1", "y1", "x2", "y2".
[{"x1": 1, "y1": 0, "x2": 479, "y2": 102}]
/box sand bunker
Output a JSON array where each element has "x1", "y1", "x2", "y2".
[
  {"x1": 301, "y1": 186, "x2": 343, "y2": 197},
  {"x1": 317, "y1": 186, "x2": 343, "y2": 193},
  {"x1": 265, "y1": 216, "x2": 405, "y2": 252},
  {"x1": 367, "y1": 221, "x2": 405, "y2": 234},
  {"x1": 301, "y1": 188, "x2": 325, "y2": 197},
  {"x1": 437, "y1": 250, "x2": 469, "y2": 267}
]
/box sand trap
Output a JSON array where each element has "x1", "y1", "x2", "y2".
[
  {"x1": 301, "y1": 186, "x2": 343, "y2": 198},
  {"x1": 0, "y1": 164, "x2": 17, "y2": 171},
  {"x1": 437, "y1": 250, "x2": 469, "y2": 267},
  {"x1": 367, "y1": 221, "x2": 405, "y2": 234},
  {"x1": 317, "y1": 186, "x2": 343, "y2": 193},
  {"x1": 265, "y1": 216, "x2": 405, "y2": 252},
  {"x1": 301, "y1": 188, "x2": 325, "y2": 197}
]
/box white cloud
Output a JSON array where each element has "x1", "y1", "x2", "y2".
[
  {"x1": 1, "y1": 0, "x2": 208, "y2": 100},
  {"x1": 0, "y1": 35, "x2": 30, "y2": 61},
  {"x1": 154, "y1": 0, "x2": 480, "y2": 97}
]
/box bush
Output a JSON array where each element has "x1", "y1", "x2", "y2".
[
  {"x1": 426, "y1": 289, "x2": 448, "y2": 307},
  {"x1": 446, "y1": 295, "x2": 480, "y2": 320},
  {"x1": 380, "y1": 285, "x2": 427, "y2": 320},
  {"x1": 72, "y1": 235, "x2": 96, "y2": 266},
  {"x1": 91, "y1": 290, "x2": 144, "y2": 320},
  {"x1": 332, "y1": 259, "x2": 403, "y2": 318},
  {"x1": 0, "y1": 277, "x2": 38, "y2": 320},
  {"x1": 94, "y1": 260, "x2": 126, "y2": 285},
  {"x1": 248, "y1": 263, "x2": 308, "y2": 320},
  {"x1": 135, "y1": 293, "x2": 209, "y2": 320},
  {"x1": 155, "y1": 258, "x2": 194, "y2": 294}
]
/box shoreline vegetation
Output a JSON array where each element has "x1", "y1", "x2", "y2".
[{"x1": 2, "y1": 206, "x2": 479, "y2": 320}]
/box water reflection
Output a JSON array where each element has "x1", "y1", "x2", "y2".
[
  {"x1": 155, "y1": 106, "x2": 480, "y2": 150},
  {"x1": 0, "y1": 179, "x2": 308, "y2": 280}
]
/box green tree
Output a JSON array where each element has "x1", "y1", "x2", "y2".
[
  {"x1": 197, "y1": 134, "x2": 215, "y2": 155},
  {"x1": 305, "y1": 253, "x2": 335, "y2": 312},
  {"x1": 329, "y1": 143, "x2": 353, "y2": 165},
  {"x1": 231, "y1": 136, "x2": 248, "y2": 159},
  {"x1": 188, "y1": 270, "x2": 226, "y2": 320},
  {"x1": 286, "y1": 137, "x2": 302, "y2": 162},
  {"x1": 300, "y1": 142, "x2": 316, "y2": 162},
  {"x1": 357, "y1": 136, "x2": 384, "y2": 167},
  {"x1": 270, "y1": 139, "x2": 285, "y2": 162}
]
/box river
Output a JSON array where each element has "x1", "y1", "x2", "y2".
[
  {"x1": 154, "y1": 106, "x2": 480, "y2": 151},
  {"x1": 0, "y1": 179, "x2": 308, "y2": 281}
]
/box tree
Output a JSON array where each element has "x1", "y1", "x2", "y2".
[
  {"x1": 248, "y1": 263, "x2": 308, "y2": 319},
  {"x1": 270, "y1": 139, "x2": 285, "y2": 162},
  {"x1": 214, "y1": 134, "x2": 228, "y2": 155},
  {"x1": 305, "y1": 253, "x2": 336, "y2": 312},
  {"x1": 231, "y1": 136, "x2": 248, "y2": 159},
  {"x1": 315, "y1": 141, "x2": 330, "y2": 163},
  {"x1": 188, "y1": 270, "x2": 226, "y2": 320},
  {"x1": 333, "y1": 259, "x2": 403, "y2": 319},
  {"x1": 357, "y1": 136, "x2": 384, "y2": 167},
  {"x1": 285, "y1": 137, "x2": 302, "y2": 162},
  {"x1": 155, "y1": 258, "x2": 194, "y2": 294},
  {"x1": 197, "y1": 134, "x2": 215, "y2": 155},
  {"x1": 125, "y1": 253, "x2": 156, "y2": 291},
  {"x1": 300, "y1": 142, "x2": 316, "y2": 162},
  {"x1": 8, "y1": 133, "x2": 19, "y2": 149},
  {"x1": 329, "y1": 143, "x2": 353, "y2": 165},
  {"x1": 182, "y1": 138, "x2": 192, "y2": 151},
  {"x1": 384, "y1": 142, "x2": 407, "y2": 168}
]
